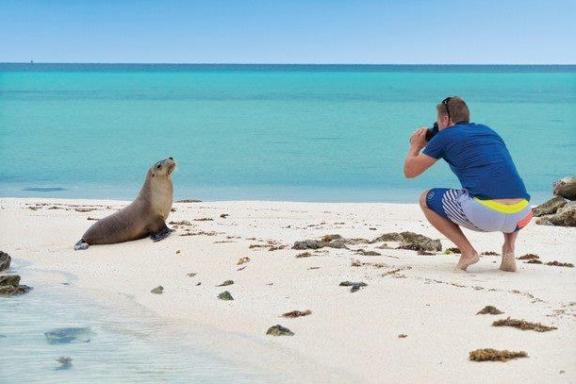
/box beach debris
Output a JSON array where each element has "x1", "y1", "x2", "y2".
[
  {"x1": 354, "y1": 249, "x2": 381, "y2": 256},
  {"x1": 295, "y1": 252, "x2": 313, "y2": 258},
  {"x1": 553, "y1": 176, "x2": 576, "y2": 201},
  {"x1": 237, "y1": 257, "x2": 250, "y2": 265},
  {"x1": 176, "y1": 250, "x2": 181, "y2": 254},
  {"x1": 195, "y1": 282, "x2": 202, "y2": 286},
  {"x1": 150, "y1": 286, "x2": 164, "y2": 294},
  {"x1": 292, "y1": 234, "x2": 348, "y2": 250},
  {"x1": 492, "y1": 317, "x2": 557, "y2": 332},
  {"x1": 0, "y1": 275, "x2": 32, "y2": 297},
  {"x1": 381, "y1": 232, "x2": 442, "y2": 252},
  {"x1": 171, "y1": 208, "x2": 177, "y2": 212},
  {"x1": 382, "y1": 267, "x2": 412, "y2": 277},
  {"x1": 339, "y1": 281, "x2": 367, "y2": 293},
  {"x1": 518, "y1": 253, "x2": 539, "y2": 260},
  {"x1": 218, "y1": 291, "x2": 234, "y2": 301},
  {"x1": 194, "y1": 217, "x2": 214, "y2": 222},
  {"x1": 179, "y1": 230, "x2": 220, "y2": 237},
  {"x1": 87, "y1": 217, "x2": 99, "y2": 221},
  {"x1": 477, "y1": 306, "x2": 504, "y2": 315},
  {"x1": 55, "y1": 357, "x2": 73, "y2": 370},
  {"x1": 351, "y1": 259, "x2": 387, "y2": 268},
  {"x1": 545, "y1": 261, "x2": 574, "y2": 268},
  {"x1": 292, "y1": 232, "x2": 441, "y2": 252},
  {"x1": 45, "y1": 328, "x2": 94, "y2": 344},
  {"x1": 74, "y1": 207, "x2": 96, "y2": 213},
  {"x1": 282, "y1": 310, "x2": 312, "y2": 318},
  {"x1": 0, "y1": 251, "x2": 11, "y2": 272},
  {"x1": 176, "y1": 199, "x2": 202, "y2": 203},
  {"x1": 469, "y1": 348, "x2": 528, "y2": 362},
  {"x1": 169, "y1": 220, "x2": 192, "y2": 226},
  {"x1": 481, "y1": 251, "x2": 499, "y2": 256},
  {"x1": 398, "y1": 334, "x2": 408, "y2": 338},
  {"x1": 266, "y1": 325, "x2": 294, "y2": 336},
  {"x1": 216, "y1": 280, "x2": 234, "y2": 287},
  {"x1": 308, "y1": 267, "x2": 321, "y2": 270},
  {"x1": 220, "y1": 213, "x2": 229, "y2": 218},
  {"x1": 292, "y1": 239, "x2": 326, "y2": 250},
  {"x1": 526, "y1": 259, "x2": 543, "y2": 264},
  {"x1": 519, "y1": 254, "x2": 574, "y2": 267},
  {"x1": 186, "y1": 272, "x2": 197, "y2": 277},
  {"x1": 444, "y1": 247, "x2": 461, "y2": 254}
]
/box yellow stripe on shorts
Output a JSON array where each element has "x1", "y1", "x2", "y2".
[{"x1": 473, "y1": 198, "x2": 529, "y2": 214}]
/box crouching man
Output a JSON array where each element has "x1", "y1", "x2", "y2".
[{"x1": 404, "y1": 96, "x2": 532, "y2": 272}]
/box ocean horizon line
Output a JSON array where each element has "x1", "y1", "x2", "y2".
[{"x1": 2, "y1": 62, "x2": 576, "y2": 66}]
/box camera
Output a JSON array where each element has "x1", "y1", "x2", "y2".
[{"x1": 425, "y1": 122, "x2": 439, "y2": 141}]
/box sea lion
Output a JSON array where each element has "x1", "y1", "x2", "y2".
[
  {"x1": 553, "y1": 176, "x2": 576, "y2": 201},
  {"x1": 74, "y1": 157, "x2": 176, "y2": 250}
]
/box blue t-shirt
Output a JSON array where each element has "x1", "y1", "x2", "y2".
[{"x1": 422, "y1": 123, "x2": 530, "y2": 200}]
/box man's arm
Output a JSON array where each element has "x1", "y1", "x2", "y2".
[{"x1": 404, "y1": 128, "x2": 438, "y2": 178}]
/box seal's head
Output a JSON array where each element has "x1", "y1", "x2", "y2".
[{"x1": 149, "y1": 157, "x2": 177, "y2": 179}]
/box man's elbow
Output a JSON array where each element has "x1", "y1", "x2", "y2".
[{"x1": 404, "y1": 167, "x2": 418, "y2": 179}]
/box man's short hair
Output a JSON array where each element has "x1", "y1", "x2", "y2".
[{"x1": 437, "y1": 96, "x2": 470, "y2": 124}]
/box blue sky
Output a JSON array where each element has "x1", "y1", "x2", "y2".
[{"x1": 1, "y1": 0, "x2": 574, "y2": 64}]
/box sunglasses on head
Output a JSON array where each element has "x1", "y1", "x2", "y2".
[{"x1": 442, "y1": 97, "x2": 452, "y2": 121}]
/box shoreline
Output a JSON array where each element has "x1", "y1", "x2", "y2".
[{"x1": 1, "y1": 197, "x2": 575, "y2": 383}]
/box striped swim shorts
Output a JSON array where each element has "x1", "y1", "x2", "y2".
[{"x1": 425, "y1": 188, "x2": 533, "y2": 233}]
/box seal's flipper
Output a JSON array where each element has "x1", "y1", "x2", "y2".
[
  {"x1": 150, "y1": 224, "x2": 174, "y2": 242},
  {"x1": 74, "y1": 240, "x2": 89, "y2": 250}
]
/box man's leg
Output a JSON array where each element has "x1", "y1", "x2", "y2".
[
  {"x1": 500, "y1": 231, "x2": 518, "y2": 272},
  {"x1": 419, "y1": 191, "x2": 479, "y2": 271}
]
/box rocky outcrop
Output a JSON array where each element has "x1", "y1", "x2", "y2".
[
  {"x1": 266, "y1": 325, "x2": 294, "y2": 336},
  {"x1": 535, "y1": 200, "x2": 576, "y2": 227},
  {"x1": 218, "y1": 291, "x2": 234, "y2": 300},
  {"x1": 339, "y1": 281, "x2": 368, "y2": 293},
  {"x1": 0, "y1": 275, "x2": 32, "y2": 297},
  {"x1": 0, "y1": 251, "x2": 10, "y2": 272},
  {"x1": 532, "y1": 196, "x2": 567, "y2": 217},
  {"x1": 553, "y1": 176, "x2": 576, "y2": 201}
]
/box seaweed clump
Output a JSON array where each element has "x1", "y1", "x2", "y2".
[
  {"x1": 282, "y1": 310, "x2": 312, "y2": 318},
  {"x1": 477, "y1": 306, "x2": 504, "y2": 315},
  {"x1": 492, "y1": 317, "x2": 557, "y2": 332},
  {"x1": 517, "y1": 254, "x2": 539, "y2": 260},
  {"x1": 469, "y1": 348, "x2": 528, "y2": 362},
  {"x1": 546, "y1": 261, "x2": 574, "y2": 268}
]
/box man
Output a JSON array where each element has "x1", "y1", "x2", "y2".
[{"x1": 404, "y1": 96, "x2": 532, "y2": 272}]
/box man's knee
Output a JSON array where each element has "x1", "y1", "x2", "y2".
[{"x1": 419, "y1": 190, "x2": 430, "y2": 209}]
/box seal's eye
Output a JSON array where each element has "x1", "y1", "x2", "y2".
[{"x1": 156, "y1": 164, "x2": 162, "y2": 169}]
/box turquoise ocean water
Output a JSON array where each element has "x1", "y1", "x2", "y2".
[{"x1": 1, "y1": 64, "x2": 575, "y2": 203}]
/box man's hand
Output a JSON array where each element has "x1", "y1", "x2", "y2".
[
  {"x1": 409, "y1": 127, "x2": 428, "y2": 152},
  {"x1": 404, "y1": 127, "x2": 437, "y2": 178}
]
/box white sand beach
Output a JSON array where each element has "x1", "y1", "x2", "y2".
[{"x1": 1, "y1": 197, "x2": 575, "y2": 383}]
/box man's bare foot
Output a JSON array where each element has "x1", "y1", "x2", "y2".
[
  {"x1": 500, "y1": 252, "x2": 517, "y2": 272},
  {"x1": 456, "y1": 252, "x2": 480, "y2": 271}
]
